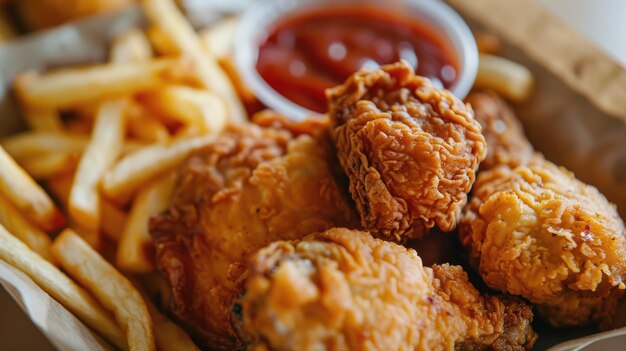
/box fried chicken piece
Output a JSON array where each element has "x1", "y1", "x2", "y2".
[
  {"x1": 461, "y1": 156, "x2": 626, "y2": 328},
  {"x1": 465, "y1": 91, "x2": 534, "y2": 170},
  {"x1": 237, "y1": 228, "x2": 536, "y2": 351},
  {"x1": 150, "y1": 122, "x2": 358, "y2": 350},
  {"x1": 460, "y1": 94, "x2": 626, "y2": 327},
  {"x1": 327, "y1": 61, "x2": 487, "y2": 240}
]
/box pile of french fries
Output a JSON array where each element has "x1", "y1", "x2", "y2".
[{"x1": 0, "y1": 0, "x2": 247, "y2": 349}]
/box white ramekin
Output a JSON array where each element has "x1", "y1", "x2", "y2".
[{"x1": 234, "y1": 0, "x2": 478, "y2": 120}]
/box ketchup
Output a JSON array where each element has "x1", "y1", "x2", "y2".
[{"x1": 256, "y1": 5, "x2": 459, "y2": 113}]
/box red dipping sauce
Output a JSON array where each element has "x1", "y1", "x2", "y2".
[{"x1": 256, "y1": 5, "x2": 460, "y2": 113}]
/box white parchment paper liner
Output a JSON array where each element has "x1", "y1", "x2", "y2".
[{"x1": 0, "y1": 0, "x2": 625, "y2": 350}]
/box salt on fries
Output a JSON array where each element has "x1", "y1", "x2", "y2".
[
  {"x1": 475, "y1": 53, "x2": 534, "y2": 103},
  {"x1": 14, "y1": 57, "x2": 193, "y2": 110},
  {"x1": 0, "y1": 146, "x2": 63, "y2": 231},
  {"x1": 102, "y1": 135, "x2": 216, "y2": 203},
  {"x1": 52, "y1": 229, "x2": 155, "y2": 351},
  {"x1": 0, "y1": 224, "x2": 125, "y2": 349},
  {"x1": 142, "y1": 0, "x2": 247, "y2": 123},
  {"x1": 117, "y1": 172, "x2": 176, "y2": 273}
]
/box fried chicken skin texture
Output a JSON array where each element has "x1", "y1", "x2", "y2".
[
  {"x1": 238, "y1": 228, "x2": 536, "y2": 351},
  {"x1": 465, "y1": 92, "x2": 533, "y2": 170},
  {"x1": 150, "y1": 121, "x2": 358, "y2": 350},
  {"x1": 461, "y1": 156, "x2": 626, "y2": 327},
  {"x1": 460, "y1": 94, "x2": 626, "y2": 327},
  {"x1": 327, "y1": 61, "x2": 487, "y2": 240}
]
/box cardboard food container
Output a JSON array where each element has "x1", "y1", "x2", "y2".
[{"x1": 1, "y1": 0, "x2": 625, "y2": 350}]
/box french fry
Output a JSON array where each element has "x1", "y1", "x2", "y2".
[
  {"x1": 475, "y1": 53, "x2": 534, "y2": 103},
  {"x1": 143, "y1": 86, "x2": 227, "y2": 134},
  {"x1": 14, "y1": 57, "x2": 193, "y2": 110},
  {"x1": 117, "y1": 172, "x2": 175, "y2": 273},
  {"x1": 475, "y1": 32, "x2": 502, "y2": 55},
  {"x1": 133, "y1": 281, "x2": 200, "y2": 351},
  {"x1": 52, "y1": 229, "x2": 156, "y2": 351},
  {"x1": 127, "y1": 115, "x2": 170, "y2": 143},
  {"x1": 101, "y1": 200, "x2": 128, "y2": 243},
  {"x1": 102, "y1": 134, "x2": 216, "y2": 203},
  {"x1": 0, "y1": 146, "x2": 63, "y2": 231},
  {"x1": 199, "y1": 18, "x2": 258, "y2": 110},
  {"x1": 22, "y1": 107, "x2": 64, "y2": 132},
  {"x1": 19, "y1": 152, "x2": 78, "y2": 180},
  {"x1": 0, "y1": 194, "x2": 55, "y2": 263},
  {"x1": 0, "y1": 224, "x2": 125, "y2": 349},
  {"x1": 68, "y1": 225, "x2": 103, "y2": 252},
  {"x1": 70, "y1": 28, "x2": 149, "y2": 234},
  {"x1": 200, "y1": 17, "x2": 239, "y2": 59},
  {"x1": 145, "y1": 296, "x2": 200, "y2": 351},
  {"x1": 146, "y1": 26, "x2": 177, "y2": 56},
  {"x1": 122, "y1": 140, "x2": 150, "y2": 156},
  {"x1": 142, "y1": 0, "x2": 247, "y2": 123},
  {"x1": 127, "y1": 103, "x2": 170, "y2": 143},
  {"x1": 2, "y1": 131, "x2": 89, "y2": 160},
  {"x1": 111, "y1": 28, "x2": 153, "y2": 63},
  {"x1": 69, "y1": 99, "x2": 127, "y2": 232},
  {"x1": 219, "y1": 58, "x2": 259, "y2": 110}
]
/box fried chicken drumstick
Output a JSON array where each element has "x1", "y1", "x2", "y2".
[
  {"x1": 237, "y1": 228, "x2": 537, "y2": 351},
  {"x1": 327, "y1": 61, "x2": 486, "y2": 240},
  {"x1": 462, "y1": 92, "x2": 626, "y2": 327},
  {"x1": 150, "y1": 119, "x2": 357, "y2": 350}
]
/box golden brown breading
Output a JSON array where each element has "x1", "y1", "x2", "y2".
[
  {"x1": 461, "y1": 155, "x2": 626, "y2": 327},
  {"x1": 327, "y1": 61, "x2": 487, "y2": 240},
  {"x1": 465, "y1": 91, "x2": 534, "y2": 170},
  {"x1": 238, "y1": 228, "x2": 536, "y2": 351},
  {"x1": 150, "y1": 122, "x2": 358, "y2": 350}
]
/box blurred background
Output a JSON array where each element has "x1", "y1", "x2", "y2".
[
  {"x1": 0, "y1": 0, "x2": 624, "y2": 350},
  {"x1": 1, "y1": 0, "x2": 625, "y2": 66}
]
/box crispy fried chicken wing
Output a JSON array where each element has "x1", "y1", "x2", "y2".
[
  {"x1": 465, "y1": 92, "x2": 533, "y2": 170},
  {"x1": 237, "y1": 228, "x2": 536, "y2": 351},
  {"x1": 461, "y1": 93, "x2": 626, "y2": 327},
  {"x1": 150, "y1": 121, "x2": 358, "y2": 350},
  {"x1": 327, "y1": 61, "x2": 487, "y2": 240}
]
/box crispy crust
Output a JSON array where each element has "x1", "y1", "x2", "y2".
[
  {"x1": 150, "y1": 122, "x2": 357, "y2": 350},
  {"x1": 328, "y1": 61, "x2": 486, "y2": 240},
  {"x1": 461, "y1": 156, "x2": 626, "y2": 327},
  {"x1": 238, "y1": 228, "x2": 536, "y2": 351}
]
